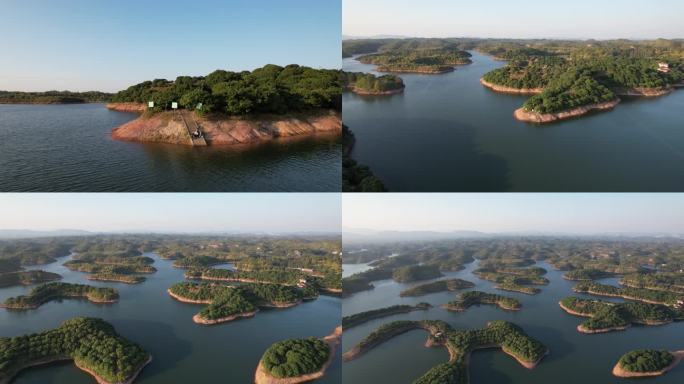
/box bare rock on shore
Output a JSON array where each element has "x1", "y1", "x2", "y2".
[{"x1": 514, "y1": 99, "x2": 620, "y2": 124}]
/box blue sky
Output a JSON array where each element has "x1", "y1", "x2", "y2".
[
  {"x1": 344, "y1": 0, "x2": 684, "y2": 40},
  {"x1": 0, "y1": 194, "x2": 341, "y2": 233},
  {"x1": 0, "y1": 0, "x2": 341, "y2": 92},
  {"x1": 343, "y1": 194, "x2": 684, "y2": 235}
]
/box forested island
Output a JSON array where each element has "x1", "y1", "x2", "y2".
[
  {"x1": 343, "y1": 319, "x2": 548, "y2": 383},
  {"x1": 563, "y1": 268, "x2": 616, "y2": 281},
  {"x1": 342, "y1": 303, "x2": 432, "y2": 329},
  {"x1": 1, "y1": 282, "x2": 118, "y2": 309},
  {"x1": 473, "y1": 264, "x2": 548, "y2": 295},
  {"x1": 613, "y1": 349, "x2": 684, "y2": 378},
  {"x1": 573, "y1": 281, "x2": 683, "y2": 305},
  {"x1": 342, "y1": 72, "x2": 405, "y2": 95},
  {"x1": 478, "y1": 40, "x2": 684, "y2": 123},
  {"x1": 63, "y1": 246, "x2": 156, "y2": 284},
  {"x1": 620, "y1": 272, "x2": 684, "y2": 293},
  {"x1": 0, "y1": 90, "x2": 112, "y2": 104},
  {"x1": 0, "y1": 270, "x2": 61, "y2": 288},
  {"x1": 393, "y1": 265, "x2": 443, "y2": 283},
  {"x1": 400, "y1": 278, "x2": 475, "y2": 297},
  {"x1": 559, "y1": 296, "x2": 684, "y2": 333},
  {"x1": 254, "y1": 326, "x2": 341, "y2": 384},
  {"x1": 343, "y1": 125, "x2": 386, "y2": 192},
  {"x1": 185, "y1": 267, "x2": 338, "y2": 294},
  {"x1": 0, "y1": 317, "x2": 151, "y2": 384},
  {"x1": 107, "y1": 64, "x2": 342, "y2": 146},
  {"x1": 168, "y1": 282, "x2": 309, "y2": 324},
  {"x1": 443, "y1": 291, "x2": 521, "y2": 312},
  {"x1": 348, "y1": 39, "x2": 472, "y2": 73}
]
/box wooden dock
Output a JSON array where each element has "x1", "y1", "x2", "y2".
[{"x1": 178, "y1": 111, "x2": 207, "y2": 146}]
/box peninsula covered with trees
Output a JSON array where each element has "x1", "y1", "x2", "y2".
[
  {"x1": 0, "y1": 90, "x2": 112, "y2": 104},
  {"x1": 0, "y1": 317, "x2": 151, "y2": 384},
  {"x1": 1, "y1": 282, "x2": 119, "y2": 310},
  {"x1": 342, "y1": 303, "x2": 432, "y2": 329},
  {"x1": 343, "y1": 320, "x2": 548, "y2": 383},
  {"x1": 473, "y1": 264, "x2": 548, "y2": 295},
  {"x1": 573, "y1": 281, "x2": 683, "y2": 306},
  {"x1": 0, "y1": 270, "x2": 61, "y2": 288},
  {"x1": 168, "y1": 282, "x2": 308, "y2": 324},
  {"x1": 478, "y1": 39, "x2": 684, "y2": 122},
  {"x1": 107, "y1": 64, "x2": 342, "y2": 146},
  {"x1": 559, "y1": 296, "x2": 684, "y2": 333}
]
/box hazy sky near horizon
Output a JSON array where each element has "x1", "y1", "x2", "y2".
[
  {"x1": 0, "y1": 0, "x2": 341, "y2": 92},
  {"x1": 0, "y1": 194, "x2": 341, "y2": 233},
  {"x1": 343, "y1": 194, "x2": 684, "y2": 234},
  {"x1": 343, "y1": 0, "x2": 684, "y2": 40}
]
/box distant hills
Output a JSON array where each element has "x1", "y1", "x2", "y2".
[{"x1": 342, "y1": 228, "x2": 684, "y2": 244}]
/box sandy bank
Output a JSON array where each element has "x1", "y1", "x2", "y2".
[
  {"x1": 514, "y1": 99, "x2": 620, "y2": 124},
  {"x1": 612, "y1": 351, "x2": 684, "y2": 378},
  {"x1": 254, "y1": 326, "x2": 341, "y2": 384},
  {"x1": 111, "y1": 110, "x2": 341, "y2": 146},
  {"x1": 75, "y1": 355, "x2": 152, "y2": 384},
  {"x1": 615, "y1": 86, "x2": 673, "y2": 97},
  {"x1": 480, "y1": 78, "x2": 544, "y2": 95},
  {"x1": 193, "y1": 310, "x2": 258, "y2": 325}
]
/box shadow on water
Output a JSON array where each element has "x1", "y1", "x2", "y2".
[
  {"x1": 348, "y1": 117, "x2": 511, "y2": 191},
  {"x1": 112, "y1": 319, "x2": 193, "y2": 383}
]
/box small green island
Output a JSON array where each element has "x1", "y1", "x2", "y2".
[
  {"x1": 343, "y1": 319, "x2": 548, "y2": 383},
  {"x1": 167, "y1": 282, "x2": 310, "y2": 324},
  {"x1": 400, "y1": 278, "x2": 475, "y2": 297},
  {"x1": 352, "y1": 40, "x2": 472, "y2": 74},
  {"x1": 0, "y1": 270, "x2": 61, "y2": 288},
  {"x1": 620, "y1": 272, "x2": 684, "y2": 293},
  {"x1": 473, "y1": 265, "x2": 548, "y2": 295},
  {"x1": 613, "y1": 349, "x2": 684, "y2": 378},
  {"x1": 443, "y1": 291, "x2": 522, "y2": 312},
  {"x1": 573, "y1": 281, "x2": 683, "y2": 306},
  {"x1": 563, "y1": 268, "x2": 617, "y2": 281},
  {"x1": 1, "y1": 282, "x2": 119, "y2": 310},
  {"x1": 0, "y1": 317, "x2": 151, "y2": 384},
  {"x1": 342, "y1": 72, "x2": 405, "y2": 95},
  {"x1": 342, "y1": 303, "x2": 432, "y2": 329},
  {"x1": 559, "y1": 297, "x2": 684, "y2": 333},
  {"x1": 254, "y1": 326, "x2": 341, "y2": 384}
]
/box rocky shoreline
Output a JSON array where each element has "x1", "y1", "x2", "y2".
[
  {"x1": 612, "y1": 351, "x2": 684, "y2": 378},
  {"x1": 74, "y1": 355, "x2": 152, "y2": 384},
  {"x1": 480, "y1": 78, "x2": 544, "y2": 94},
  {"x1": 106, "y1": 102, "x2": 147, "y2": 113},
  {"x1": 348, "y1": 86, "x2": 404, "y2": 96},
  {"x1": 192, "y1": 310, "x2": 258, "y2": 325},
  {"x1": 514, "y1": 99, "x2": 621, "y2": 124},
  {"x1": 254, "y1": 326, "x2": 342, "y2": 384},
  {"x1": 107, "y1": 104, "x2": 341, "y2": 146}
]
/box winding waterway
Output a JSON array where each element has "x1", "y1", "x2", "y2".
[
  {"x1": 342, "y1": 260, "x2": 684, "y2": 383},
  {"x1": 343, "y1": 51, "x2": 684, "y2": 191},
  {"x1": 0, "y1": 252, "x2": 341, "y2": 383},
  {"x1": 0, "y1": 104, "x2": 341, "y2": 191}
]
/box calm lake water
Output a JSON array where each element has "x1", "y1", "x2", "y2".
[
  {"x1": 0, "y1": 253, "x2": 341, "y2": 384},
  {"x1": 342, "y1": 260, "x2": 684, "y2": 384},
  {"x1": 0, "y1": 104, "x2": 341, "y2": 191},
  {"x1": 343, "y1": 51, "x2": 684, "y2": 191}
]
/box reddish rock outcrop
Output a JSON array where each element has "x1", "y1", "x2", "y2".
[
  {"x1": 514, "y1": 99, "x2": 620, "y2": 124},
  {"x1": 111, "y1": 110, "x2": 341, "y2": 146},
  {"x1": 106, "y1": 103, "x2": 147, "y2": 113},
  {"x1": 480, "y1": 78, "x2": 544, "y2": 95}
]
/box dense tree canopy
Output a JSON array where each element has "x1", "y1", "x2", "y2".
[
  {"x1": 261, "y1": 338, "x2": 330, "y2": 378},
  {"x1": 2, "y1": 282, "x2": 118, "y2": 309},
  {"x1": 0, "y1": 317, "x2": 149, "y2": 384},
  {"x1": 400, "y1": 279, "x2": 475, "y2": 297},
  {"x1": 111, "y1": 64, "x2": 341, "y2": 115},
  {"x1": 618, "y1": 349, "x2": 674, "y2": 373},
  {"x1": 342, "y1": 72, "x2": 405, "y2": 94}
]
